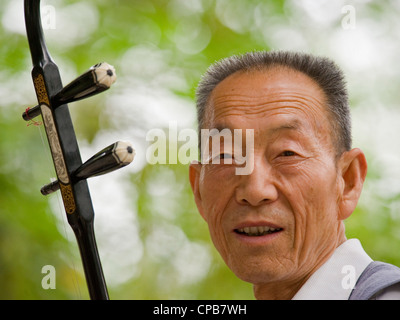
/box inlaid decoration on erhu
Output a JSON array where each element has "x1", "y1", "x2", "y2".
[
  {"x1": 59, "y1": 183, "x2": 76, "y2": 214},
  {"x1": 33, "y1": 73, "x2": 50, "y2": 105}
]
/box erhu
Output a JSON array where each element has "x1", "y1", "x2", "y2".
[{"x1": 22, "y1": 0, "x2": 134, "y2": 299}]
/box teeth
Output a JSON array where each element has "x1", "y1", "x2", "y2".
[{"x1": 236, "y1": 226, "x2": 281, "y2": 236}]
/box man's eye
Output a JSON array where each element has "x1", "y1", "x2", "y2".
[
  {"x1": 211, "y1": 152, "x2": 234, "y2": 164},
  {"x1": 219, "y1": 153, "x2": 233, "y2": 159},
  {"x1": 280, "y1": 150, "x2": 296, "y2": 157}
]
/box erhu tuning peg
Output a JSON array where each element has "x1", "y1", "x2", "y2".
[
  {"x1": 23, "y1": 62, "x2": 117, "y2": 121},
  {"x1": 41, "y1": 141, "x2": 134, "y2": 196},
  {"x1": 53, "y1": 62, "x2": 116, "y2": 104}
]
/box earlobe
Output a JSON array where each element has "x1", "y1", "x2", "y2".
[
  {"x1": 189, "y1": 161, "x2": 207, "y2": 221},
  {"x1": 337, "y1": 148, "x2": 368, "y2": 220}
]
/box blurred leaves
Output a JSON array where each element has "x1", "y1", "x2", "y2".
[{"x1": 0, "y1": 0, "x2": 399, "y2": 299}]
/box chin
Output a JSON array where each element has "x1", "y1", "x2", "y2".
[{"x1": 227, "y1": 258, "x2": 292, "y2": 285}]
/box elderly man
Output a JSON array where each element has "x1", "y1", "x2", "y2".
[{"x1": 189, "y1": 51, "x2": 400, "y2": 300}]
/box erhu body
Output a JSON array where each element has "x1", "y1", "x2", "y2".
[{"x1": 23, "y1": 0, "x2": 134, "y2": 299}]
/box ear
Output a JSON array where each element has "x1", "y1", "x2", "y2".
[
  {"x1": 189, "y1": 160, "x2": 207, "y2": 221},
  {"x1": 337, "y1": 148, "x2": 368, "y2": 220}
]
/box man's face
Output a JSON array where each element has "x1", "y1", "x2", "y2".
[{"x1": 190, "y1": 68, "x2": 348, "y2": 287}]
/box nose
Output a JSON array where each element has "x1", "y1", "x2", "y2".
[{"x1": 235, "y1": 157, "x2": 278, "y2": 206}]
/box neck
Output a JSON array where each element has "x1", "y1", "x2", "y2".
[
  {"x1": 253, "y1": 279, "x2": 305, "y2": 300},
  {"x1": 253, "y1": 224, "x2": 347, "y2": 300}
]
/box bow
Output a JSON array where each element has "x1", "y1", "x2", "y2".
[{"x1": 23, "y1": 0, "x2": 134, "y2": 300}]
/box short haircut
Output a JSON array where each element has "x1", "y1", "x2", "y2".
[{"x1": 195, "y1": 51, "x2": 352, "y2": 155}]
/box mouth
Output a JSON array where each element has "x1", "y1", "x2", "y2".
[{"x1": 234, "y1": 226, "x2": 283, "y2": 237}]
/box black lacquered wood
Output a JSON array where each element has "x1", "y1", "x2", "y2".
[
  {"x1": 75, "y1": 141, "x2": 133, "y2": 179},
  {"x1": 24, "y1": 0, "x2": 109, "y2": 300},
  {"x1": 22, "y1": 63, "x2": 116, "y2": 121},
  {"x1": 41, "y1": 141, "x2": 134, "y2": 195}
]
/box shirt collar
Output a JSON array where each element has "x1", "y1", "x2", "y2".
[{"x1": 292, "y1": 238, "x2": 372, "y2": 300}]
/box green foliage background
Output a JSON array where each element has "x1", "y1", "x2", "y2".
[{"x1": 0, "y1": 0, "x2": 399, "y2": 299}]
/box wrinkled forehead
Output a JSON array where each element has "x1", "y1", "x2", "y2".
[{"x1": 204, "y1": 66, "x2": 329, "y2": 128}]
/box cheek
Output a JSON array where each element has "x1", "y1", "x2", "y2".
[
  {"x1": 199, "y1": 167, "x2": 236, "y2": 214},
  {"x1": 285, "y1": 159, "x2": 339, "y2": 213},
  {"x1": 199, "y1": 167, "x2": 237, "y2": 254},
  {"x1": 286, "y1": 163, "x2": 340, "y2": 258}
]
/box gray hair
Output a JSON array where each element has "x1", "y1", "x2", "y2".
[{"x1": 195, "y1": 51, "x2": 352, "y2": 155}]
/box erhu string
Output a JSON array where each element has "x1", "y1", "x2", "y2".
[{"x1": 34, "y1": 120, "x2": 83, "y2": 299}]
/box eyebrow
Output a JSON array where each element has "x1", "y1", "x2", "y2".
[
  {"x1": 268, "y1": 119, "x2": 302, "y2": 135},
  {"x1": 212, "y1": 125, "x2": 233, "y2": 133}
]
